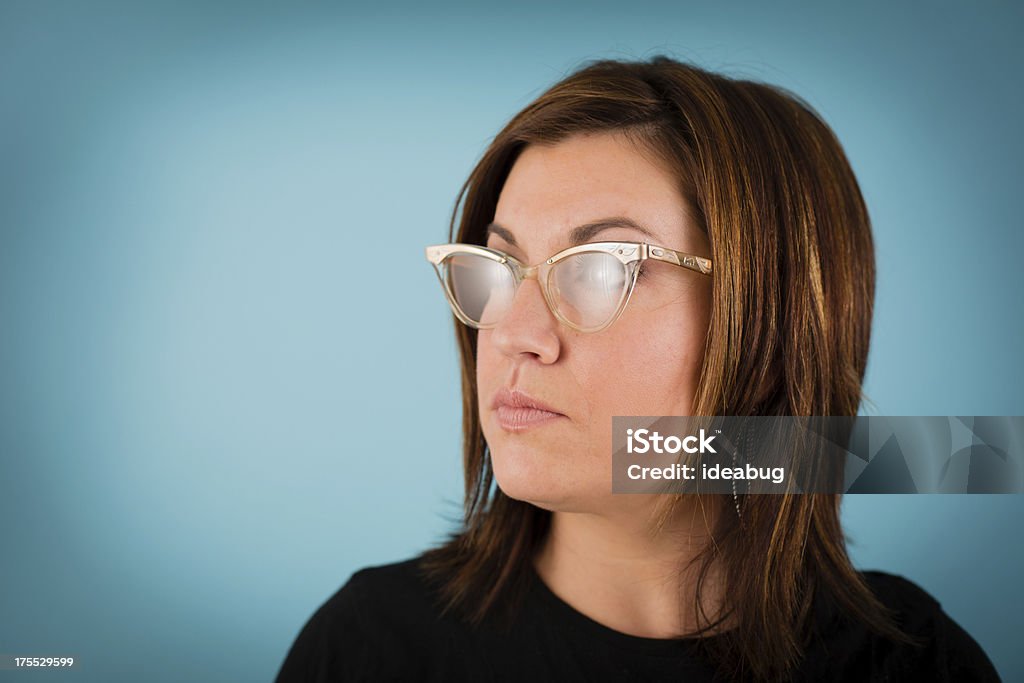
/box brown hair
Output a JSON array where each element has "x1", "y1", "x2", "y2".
[{"x1": 422, "y1": 55, "x2": 906, "y2": 682}]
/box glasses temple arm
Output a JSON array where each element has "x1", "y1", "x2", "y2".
[{"x1": 647, "y1": 245, "x2": 713, "y2": 275}]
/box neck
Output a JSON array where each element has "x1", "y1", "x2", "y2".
[{"x1": 533, "y1": 497, "x2": 726, "y2": 638}]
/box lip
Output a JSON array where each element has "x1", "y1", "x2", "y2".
[{"x1": 490, "y1": 387, "x2": 567, "y2": 433}]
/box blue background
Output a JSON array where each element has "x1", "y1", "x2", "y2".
[{"x1": 1, "y1": 2, "x2": 1021, "y2": 681}]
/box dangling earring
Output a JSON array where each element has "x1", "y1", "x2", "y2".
[
  {"x1": 731, "y1": 449, "x2": 743, "y2": 522},
  {"x1": 732, "y1": 412, "x2": 758, "y2": 525}
]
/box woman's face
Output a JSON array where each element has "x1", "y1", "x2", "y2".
[{"x1": 477, "y1": 131, "x2": 713, "y2": 514}]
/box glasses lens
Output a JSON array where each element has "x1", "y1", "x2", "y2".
[
  {"x1": 445, "y1": 253, "x2": 516, "y2": 326},
  {"x1": 548, "y1": 251, "x2": 630, "y2": 330}
]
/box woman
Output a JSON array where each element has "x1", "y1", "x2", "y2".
[{"x1": 276, "y1": 56, "x2": 999, "y2": 682}]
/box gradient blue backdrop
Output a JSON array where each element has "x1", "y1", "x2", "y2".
[{"x1": 1, "y1": 2, "x2": 1021, "y2": 681}]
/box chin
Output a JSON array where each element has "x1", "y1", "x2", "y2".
[{"x1": 491, "y1": 453, "x2": 604, "y2": 513}]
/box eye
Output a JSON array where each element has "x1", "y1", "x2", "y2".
[{"x1": 570, "y1": 254, "x2": 591, "y2": 279}]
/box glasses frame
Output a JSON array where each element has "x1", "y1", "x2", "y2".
[{"x1": 425, "y1": 241, "x2": 713, "y2": 333}]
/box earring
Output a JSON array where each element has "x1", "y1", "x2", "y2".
[
  {"x1": 731, "y1": 449, "x2": 743, "y2": 522},
  {"x1": 733, "y1": 475, "x2": 741, "y2": 518},
  {"x1": 732, "y1": 414, "x2": 758, "y2": 524}
]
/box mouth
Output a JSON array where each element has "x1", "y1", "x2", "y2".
[{"x1": 490, "y1": 387, "x2": 567, "y2": 433}]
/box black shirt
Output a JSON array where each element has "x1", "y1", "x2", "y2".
[{"x1": 274, "y1": 556, "x2": 1000, "y2": 682}]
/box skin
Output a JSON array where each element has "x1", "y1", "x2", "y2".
[{"x1": 476, "y1": 131, "x2": 724, "y2": 638}]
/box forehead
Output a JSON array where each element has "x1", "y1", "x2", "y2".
[{"x1": 491, "y1": 132, "x2": 696, "y2": 258}]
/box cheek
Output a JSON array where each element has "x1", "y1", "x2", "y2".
[
  {"x1": 476, "y1": 329, "x2": 507, "y2": 366},
  {"x1": 475, "y1": 334, "x2": 498, "y2": 400},
  {"x1": 579, "y1": 318, "x2": 705, "y2": 417}
]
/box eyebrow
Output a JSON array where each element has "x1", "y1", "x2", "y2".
[{"x1": 485, "y1": 217, "x2": 656, "y2": 248}]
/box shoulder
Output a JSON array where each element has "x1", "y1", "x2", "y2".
[
  {"x1": 333, "y1": 556, "x2": 439, "y2": 615},
  {"x1": 812, "y1": 570, "x2": 1000, "y2": 682},
  {"x1": 275, "y1": 555, "x2": 460, "y2": 683},
  {"x1": 859, "y1": 570, "x2": 942, "y2": 626},
  {"x1": 300, "y1": 555, "x2": 442, "y2": 641}
]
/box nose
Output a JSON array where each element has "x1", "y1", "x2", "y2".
[{"x1": 487, "y1": 276, "x2": 561, "y2": 364}]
